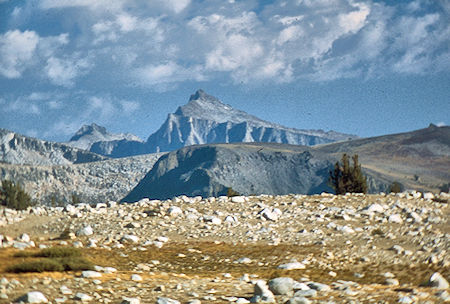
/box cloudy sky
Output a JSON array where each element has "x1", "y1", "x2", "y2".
[{"x1": 0, "y1": 0, "x2": 448, "y2": 142}]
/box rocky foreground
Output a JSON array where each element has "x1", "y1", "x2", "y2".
[{"x1": 0, "y1": 192, "x2": 449, "y2": 303}]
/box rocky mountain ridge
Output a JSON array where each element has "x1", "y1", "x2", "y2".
[
  {"x1": 0, "y1": 153, "x2": 164, "y2": 205},
  {"x1": 123, "y1": 125, "x2": 450, "y2": 202},
  {"x1": 67, "y1": 90, "x2": 357, "y2": 157},
  {"x1": 68, "y1": 123, "x2": 143, "y2": 151},
  {"x1": 0, "y1": 128, "x2": 106, "y2": 166}
]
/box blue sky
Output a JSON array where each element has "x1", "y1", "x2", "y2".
[{"x1": 0, "y1": 0, "x2": 449, "y2": 142}]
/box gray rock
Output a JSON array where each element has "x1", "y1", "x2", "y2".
[
  {"x1": 155, "y1": 297, "x2": 180, "y2": 304},
  {"x1": 307, "y1": 282, "x2": 330, "y2": 292},
  {"x1": 120, "y1": 234, "x2": 140, "y2": 243},
  {"x1": 385, "y1": 278, "x2": 400, "y2": 286},
  {"x1": 81, "y1": 270, "x2": 102, "y2": 278},
  {"x1": 429, "y1": 272, "x2": 449, "y2": 289},
  {"x1": 294, "y1": 289, "x2": 317, "y2": 297},
  {"x1": 286, "y1": 297, "x2": 311, "y2": 304},
  {"x1": 121, "y1": 297, "x2": 141, "y2": 304},
  {"x1": 268, "y1": 277, "x2": 295, "y2": 295},
  {"x1": 388, "y1": 214, "x2": 403, "y2": 224},
  {"x1": 231, "y1": 196, "x2": 246, "y2": 203},
  {"x1": 251, "y1": 280, "x2": 275, "y2": 303},
  {"x1": 131, "y1": 274, "x2": 143, "y2": 281},
  {"x1": 76, "y1": 225, "x2": 93, "y2": 236},
  {"x1": 74, "y1": 292, "x2": 92, "y2": 301},
  {"x1": 398, "y1": 296, "x2": 413, "y2": 303},
  {"x1": 16, "y1": 291, "x2": 48, "y2": 303},
  {"x1": 277, "y1": 261, "x2": 305, "y2": 270}
]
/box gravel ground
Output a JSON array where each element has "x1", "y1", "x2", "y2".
[{"x1": 0, "y1": 191, "x2": 449, "y2": 303}]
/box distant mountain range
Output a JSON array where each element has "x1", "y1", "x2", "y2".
[
  {"x1": 123, "y1": 125, "x2": 450, "y2": 201},
  {"x1": 67, "y1": 90, "x2": 357, "y2": 157},
  {"x1": 0, "y1": 89, "x2": 448, "y2": 204},
  {"x1": 0, "y1": 125, "x2": 448, "y2": 204}
]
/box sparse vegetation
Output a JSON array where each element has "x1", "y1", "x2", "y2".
[
  {"x1": 388, "y1": 181, "x2": 404, "y2": 193},
  {"x1": 439, "y1": 183, "x2": 450, "y2": 193},
  {"x1": 7, "y1": 259, "x2": 64, "y2": 273},
  {"x1": 329, "y1": 154, "x2": 367, "y2": 195},
  {"x1": 71, "y1": 193, "x2": 81, "y2": 205},
  {"x1": 8, "y1": 247, "x2": 93, "y2": 273},
  {"x1": 0, "y1": 179, "x2": 35, "y2": 210},
  {"x1": 226, "y1": 187, "x2": 240, "y2": 197}
]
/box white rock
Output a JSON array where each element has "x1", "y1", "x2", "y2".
[
  {"x1": 259, "y1": 208, "x2": 279, "y2": 221},
  {"x1": 156, "y1": 297, "x2": 181, "y2": 304},
  {"x1": 121, "y1": 297, "x2": 140, "y2": 304},
  {"x1": 286, "y1": 297, "x2": 311, "y2": 304},
  {"x1": 167, "y1": 206, "x2": 183, "y2": 217},
  {"x1": 107, "y1": 201, "x2": 117, "y2": 208},
  {"x1": 120, "y1": 234, "x2": 140, "y2": 243},
  {"x1": 236, "y1": 298, "x2": 250, "y2": 304},
  {"x1": 60, "y1": 285, "x2": 72, "y2": 295},
  {"x1": 268, "y1": 277, "x2": 295, "y2": 295},
  {"x1": 388, "y1": 214, "x2": 403, "y2": 224},
  {"x1": 236, "y1": 257, "x2": 252, "y2": 264},
  {"x1": 366, "y1": 203, "x2": 384, "y2": 213},
  {"x1": 278, "y1": 262, "x2": 305, "y2": 270},
  {"x1": 429, "y1": 272, "x2": 449, "y2": 289},
  {"x1": 81, "y1": 271, "x2": 102, "y2": 278},
  {"x1": 18, "y1": 291, "x2": 49, "y2": 303},
  {"x1": 74, "y1": 292, "x2": 92, "y2": 302},
  {"x1": 19, "y1": 233, "x2": 30, "y2": 242},
  {"x1": 398, "y1": 296, "x2": 413, "y2": 303},
  {"x1": 339, "y1": 225, "x2": 355, "y2": 234},
  {"x1": 423, "y1": 192, "x2": 434, "y2": 200},
  {"x1": 131, "y1": 274, "x2": 143, "y2": 282},
  {"x1": 385, "y1": 278, "x2": 399, "y2": 286},
  {"x1": 76, "y1": 226, "x2": 93, "y2": 236},
  {"x1": 294, "y1": 289, "x2": 317, "y2": 297},
  {"x1": 307, "y1": 282, "x2": 330, "y2": 292},
  {"x1": 231, "y1": 196, "x2": 246, "y2": 203},
  {"x1": 251, "y1": 280, "x2": 275, "y2": 303}
]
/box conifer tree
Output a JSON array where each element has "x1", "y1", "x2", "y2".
[{"x1": 329, "y1": 154, "x2": 367, "y2": 194}]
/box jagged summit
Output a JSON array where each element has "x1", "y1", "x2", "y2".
[
  {"x1": 175, "y1": 89, "x2": 276, "y2": 126},
  {"x1": 68, "y1": 123, "x2": 142, "y2": 151},
  {"x1": 70, "y1": 123, "x2": 108, "y2": 142}
]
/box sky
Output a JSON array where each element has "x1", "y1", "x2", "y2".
[{"x1": 0, "y1": 0, "x2": 449, "y2": 142}]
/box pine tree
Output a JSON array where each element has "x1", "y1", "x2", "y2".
[
  {"x1": 329, "y1": 154, "x2": 367, "y2": 194},
  {"x1": 0, "y1": 180, "x2": 34, "y2": 210}
]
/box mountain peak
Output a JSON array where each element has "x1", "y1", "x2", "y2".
[
  {"x1": 71, "y1": 123, "x2": 108, "y2": 141},
  {"x1": 188, "y1": 89, "x2": 220, "y2": 103}
]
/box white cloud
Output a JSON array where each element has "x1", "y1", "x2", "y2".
[
  {"x1": 0, "y1": 30, "x2": 39, "y2": 78},
  {"x1": 45, "y1": 56, "x2": 91, "y2": 87},
  {"x1": 3, "y1": 96, "x2": 41, "y2": 115},
  {"x1": 40, "y1": 0, "x2": 126, "y2": 13},
  {"x1": 120, "y1": 100, "x2": 140, "y2": 115},
  {"x1": 338, "y1": 3, "x2": 369, "y2": 34},
  {"x1": 135, "y1": 61, "x2": 204, "y2": 89},
  {"x1": 206, "y1": 34, "x2": 264, "y2": 71},
  {"x1": 276, "y1": 25, "x2": 303, "y2": 45},
  {"x1": 2, "y1": 0, "x2": 448, "y2": 91}
]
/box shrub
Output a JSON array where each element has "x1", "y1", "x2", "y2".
[
  {"x1": 7, "y1": 259, "x2": 64, "y2": 273},
  {"x1": 59, "y1": 257, "x2": 94, "y2": 271},
  {"x1": 388, "y1": 181, "x2": 404, "y2": 193},
  {"x1": 329, "y1": 154, "x2": 368, "y2": 195},
  {"x1": 0, "y1": 180, "x2": 34, "y2": 210},
  {"x1": 9, "y1": 247, "x2": 93, "y2": 273},
  {"x1": 37, "y1": 247, "x2": 81, "y2": 258},
  {"x1": 439, "y1": 183, "x2": 450, "y2": 193}
]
